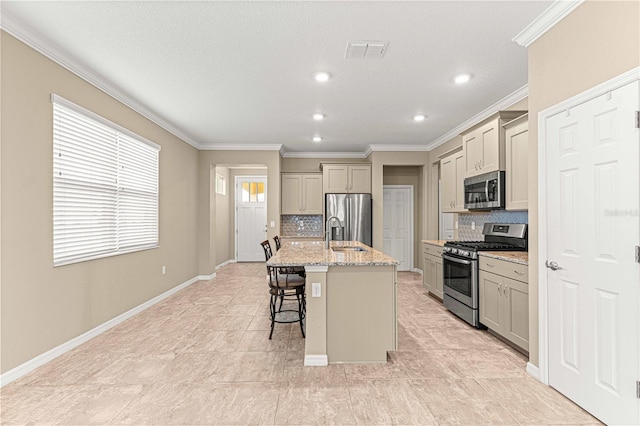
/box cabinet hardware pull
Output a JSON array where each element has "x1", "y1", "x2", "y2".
[
  {"x1": 504, "y1": 285, "x2": 509, "y2": 297},
  {"x1": 514, "y1": 270, "x2": 524, "y2": 276},
  {"x1": 486, "y1": 262, "x2": 495, "y2": 268},
  {"x1": 498, "y1": 284, "x2": 502, "y2": 295}
]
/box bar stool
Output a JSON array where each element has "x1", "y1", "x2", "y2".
[{"x1": 260, "y1": 240, "x2": 305, "y2": 339}]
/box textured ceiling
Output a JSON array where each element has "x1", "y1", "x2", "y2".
[{"x1": 1, "y1": 1, "x2": 551, "y2": 155}]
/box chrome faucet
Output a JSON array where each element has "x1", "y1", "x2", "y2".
[{"x1": 325, "y1": 216, "x2": 342, "y2": 249}]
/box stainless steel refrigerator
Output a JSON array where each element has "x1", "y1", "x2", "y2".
[{"x1": 325, "y1": 193, "x2": 372, "y2": 246}]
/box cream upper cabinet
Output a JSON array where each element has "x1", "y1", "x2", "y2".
[
  {"x1": 281, "y1": 173, "x2": 323, "y2": 214},
  {"x1": 504, "y1": 115, "x2": 529, "y2": 211},
  {"x1": 440, "y1": 150, "x2": 466, "y2": 213},
  {"x1": 478, "y1": 256, "x2": 529, "y2": 351},
  {"x1": 302, "y1": 174, "x2": 323, "y2": 214},
  {"x1": 323, "y1": 164, "x2": 371, "y2": 193},
  {"x1": 462, "y1": 111, "x2": 527, "y2": 179}
]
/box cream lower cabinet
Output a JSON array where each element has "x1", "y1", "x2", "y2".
[
  {"x1": 478, "y1": 256, "x2": 529, "y2": 351},
  {"x1": 281, "y1": 173, "x2": 323, "y2": 214},
  {"x1": 422, "y1": 243, "x2": 443, "y2": 299}
]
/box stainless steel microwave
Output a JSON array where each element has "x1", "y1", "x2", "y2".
[{"x1": 463, "y1": 170, "x2": 505, "y2": 210}]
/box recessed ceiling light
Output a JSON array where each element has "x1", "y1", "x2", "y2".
[
  {"x1": 312, "y1": 113, "x2": 325, "y2": 121},
  {"x1": 453, "y1": 73, "x2": 471, "y2": 84},
  {"x1": 312, "y1": 136, "x2": 323, "y2": 143},
  {"x1": 314, "y1": 71, "x2": 331, "y2": 82},
  {"x1": 413, "y1": 114, "x2": 426, "y2": 122}
]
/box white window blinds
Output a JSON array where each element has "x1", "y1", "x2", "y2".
[{"x1": 52, "y1": 95, "x2": 160, "y2": 266}]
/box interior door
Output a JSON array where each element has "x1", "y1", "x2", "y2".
[
  {"x1": 236, "y1": 177, "x2": 267, "y2": 262},
  {"x1": 545, "y1": 80, "x2": 639, "y2": 425},
  {"x1": 382, "y1": 186, "x2": 412, "y2": 271}
]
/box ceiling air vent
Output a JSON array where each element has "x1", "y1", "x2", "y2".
[{"x1": 345, "y1": 41, "x2": 388, "y2": 59}]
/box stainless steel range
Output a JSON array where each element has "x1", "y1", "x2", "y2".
[{"x1": 442, "y1": 223, "x2": 527, "y2": 328}]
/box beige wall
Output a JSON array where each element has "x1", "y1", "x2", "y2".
[
  {"x1": 197, "y1": 151, "x2": 280, "y2": 274},
  {"x1": 280, "y1": 157, "x2": 368, "y2": 173},
  {"x1": 383, "y1": 166, "x2": 422, "y2": 268},
  {"x1": 0, "y1": 32, "x2": 200, "y2": 373},
  {"x1": 368, "y1": 151, "x2": 429, "y2": 249},
  {"x1": 214, "y1": 167, "x2": 231, "y2": 266},
  {"x1": 527, "y1": 0, "x2": 640, "y2": 367}
]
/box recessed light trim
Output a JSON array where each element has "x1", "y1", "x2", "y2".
[
  {"x1": 413, "y1": 114, "x2": 426, "y2": 122},
  {"x1": 312, "y1": 113, "x2": 325, "y2": 121},
  {"x1": 314, "y1": 72, "x2": 331, "y2": 82},
  {"x1": 312, "y1": 136, "x2": 323, "y2": 143},
  {"x1": 453, "y1": 73, "x2": 471, "y2": 84}
]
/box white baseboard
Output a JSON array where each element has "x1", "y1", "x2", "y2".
[
  {"x1": 526, "y1": 362, "x2": 540, "y2": 381},
  {"x1": 0, "y1": 274, "x2": 202, "y2": 387},
  {"x1": 215, "y1": 259, "x2": 236, "y2": 270},
  {"x1": 197, "y1": 272, "x2": 216, "y2": 281},
  {"x1": 304, "y1": 354, "x2": 328, "y2": 366},
  {"x1": 412, "y1": 268, "x2": 423, "y2": 275}
]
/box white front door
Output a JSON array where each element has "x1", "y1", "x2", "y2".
[
  {"x1": 383, "y1": 186, "x2": 413, "y2": 271},
  {"x1": 545, "y1": 80, "x2": 639, "y2": 425},
  {"x1": 235, "y1": 177, "x2": 267, "y2": 262}
]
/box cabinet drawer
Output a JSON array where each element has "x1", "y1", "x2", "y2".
[
  {"x1": 479, "y1": 256, "x2": 528, "y2": 282},
  {"x1": 422, "y1": 243, "x2": 443, "y2": 257}
]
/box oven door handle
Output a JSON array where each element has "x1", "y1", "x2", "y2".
[{"x1": 443, "y1": 254, "x2": 472, "y2": 265}]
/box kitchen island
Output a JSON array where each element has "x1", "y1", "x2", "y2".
[{"x1": 268, "y1": 240, "x2": 399, "y2": 365}]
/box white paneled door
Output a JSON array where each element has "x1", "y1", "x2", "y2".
[
  {"x1": 545, "y1": 80, "x2": 639, "y2": 425},
  {"x1": 383, "y1": 186, "x2": 413, "y2": 271},
  {"x1": 236, "y1": 177, "x2": 267, "y2": 262}
]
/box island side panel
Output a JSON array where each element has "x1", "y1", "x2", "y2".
[
  {"x1": 326, "y1": 265, "x2": 397, "y2": 363},
  {"x1": 303, "y1": 265, "x2": 329, "y2": 366}
]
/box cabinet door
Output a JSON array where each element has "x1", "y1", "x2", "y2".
[
  {"x1": 423, "y1": 254, "x2": 435, "y2": 293},
  {"x1": 478, "y1": 120, "x2": 500, "y2": 173},
  {"x1": 323, "y1": 165, "x2": 348, "y2": 193},
  {"x1": 440, "y1": 155, "x2": 456, "y2": 213},
  {"x1": 479, "y1": 271, "x2": 502, "y2": 331},
  {"x1": 281, "y1": 174, "x2": 302, "y2": 214},
  {"x1": 348, "y1": 165, "x2": 372, "y2": 193},
  {"x1": 502, "y1": 277, "x2": 529, "y2": 350},
  {"x1": 505, "y1": 121, "x2": 529, "y2": 210},
  {"x1": 462, "y1": 130, "x2": 481, "y2": 177},
  {"x1": 453, "y1": 152, "x2": 467, "y2": 211},
  {"x1": 302, "y1": 174, "x2": 323, "y2": 214},
  {"x1": 434, "y1": 258, "x2": 444, "y2": 299}
]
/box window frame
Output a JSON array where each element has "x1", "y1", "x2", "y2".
[{"x1": 52, "y1": 94, "x2": 161, "y2": 267}]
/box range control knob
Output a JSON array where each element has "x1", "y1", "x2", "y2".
[
  {"x1": 451, "y1": 249, "x2": 458, "y2": 254},
  {"x1": 459, "y1": 250, "x2": 469, "y2": 257}
]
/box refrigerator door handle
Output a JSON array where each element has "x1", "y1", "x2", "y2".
[
  {"x1": 347, "y1": 197, "x2": 352, "y2": 241},
  {"x1": 345, "y1": 197, "x2": 349, "y2": 240}
]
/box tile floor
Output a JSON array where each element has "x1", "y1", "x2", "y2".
[{"x1": 1, "y1": 263, "x2": 600, "y2": 425}]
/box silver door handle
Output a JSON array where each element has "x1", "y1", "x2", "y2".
[{"x1": 545, "y1": 260, "x2": 561, "y2": 271}]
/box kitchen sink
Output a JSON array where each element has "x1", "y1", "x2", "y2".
[{"x1": 332, "y1": 246, "x2": 367, "y2": 252}]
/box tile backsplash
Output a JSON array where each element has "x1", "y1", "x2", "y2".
[
  {"x1": 281, "y1": 215, "x2": 323, "y2": 238},
  {"x1": 457, "y1": 211, "x2": 528, "y2": 240}
]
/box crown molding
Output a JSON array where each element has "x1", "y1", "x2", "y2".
[
  {"x1": 0, "y1": 9, "x2": 203, "y2": 150},
  {"x1": 427, "y1": 84, "x2": 529, "y2": 150},
  {"x1": 281, "y1": 150, "x2": 368, "y2": 159},
  {"x1": 368, "y1": 144, "x2": 430, "y2": 153},
  {"x1": 199, "y1": 143, "x2": 283, "y2": 151},
  {"x1": 513, "y1": 0, "x2": 584, "y2": 47}
]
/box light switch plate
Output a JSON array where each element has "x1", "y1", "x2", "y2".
[
  {"x1": 311, "y1": 282, "x2": 321, "y2": 298},
  {"x1": 270, "y1": 221, "x2": 275, "y2": 227}
]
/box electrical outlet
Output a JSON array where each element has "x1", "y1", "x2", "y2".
[
  {"x1": 311, "y1": 282, "x2": 321, "y2": 298},
  {"x1": 162, "y1": 265, "x2": 166, "y2": 275},
  {"x1": 299, "y1": 221, "x2": 304, "y2": 227},
  {"x1": 455, "y1": 221, "x2": 459, "y2": 229},
  {"x1": 472, "y1": 222, "x2": 476, "y2": 230},
  {"x1": 270, "y1": 221, "x2": 275, "y2": 227}
]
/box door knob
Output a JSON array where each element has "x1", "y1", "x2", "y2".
[{"x1": 545, "y1": 260, "x2": 561, "y2": 271}]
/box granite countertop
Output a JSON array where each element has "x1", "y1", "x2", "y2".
[
  {"x1": 421, "y1": 240, "x2": 447, "y2": 247},
  {"x1": 268, "y1": 240, "x2": 400, "y2": 267},
  {"x1": 479, "y1": 251, "x2": 529, "y2": 265}
]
